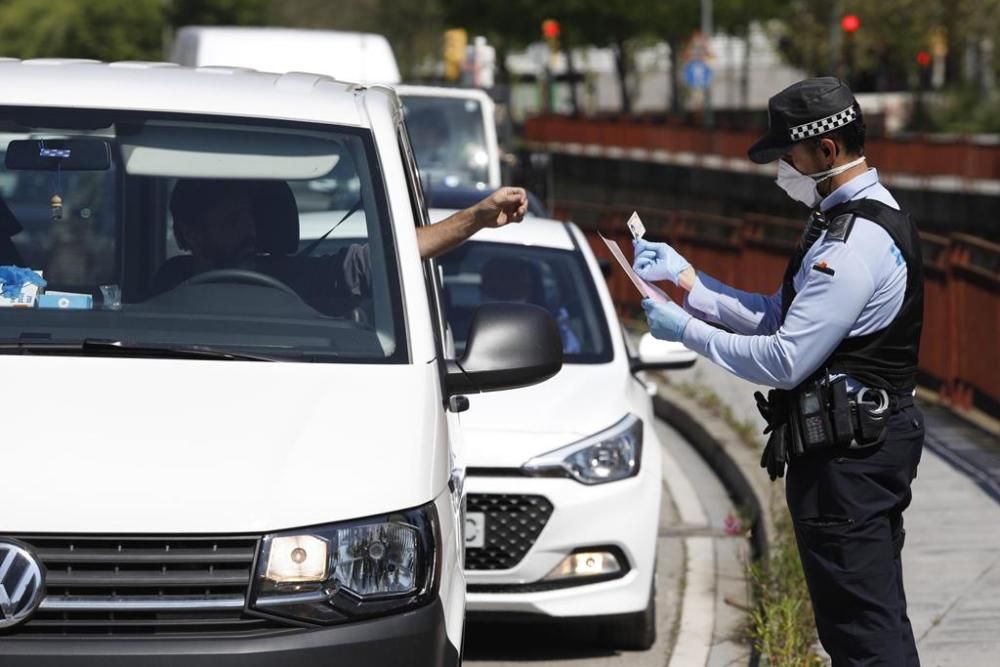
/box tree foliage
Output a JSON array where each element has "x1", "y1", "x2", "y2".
[
  {"x1": 0, "y1": 0, "x2": 163, "y2": 61},
  {"x1": 774, "y1": 0, "x2": 1000, "y2": 93},
  {"x1": 0, "y1": 0, "x2": 271, "y2": 62}
]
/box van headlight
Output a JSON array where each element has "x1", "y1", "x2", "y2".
[
  {"x1": 521, "y1": 414, "x2": 643, "y2": 484},
  {"x1": 249, "y1": 505, "x2": 438, "y2": 624}
]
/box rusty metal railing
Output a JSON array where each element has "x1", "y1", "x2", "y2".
[{"x1": 526, "y1": 116, "x2": 1000, "y2": 182}]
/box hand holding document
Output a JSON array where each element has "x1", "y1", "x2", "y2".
[{"x1": 598, "y1": 230, "x2": 671, "y2": 305}]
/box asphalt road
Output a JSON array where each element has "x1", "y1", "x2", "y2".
[{"x1": 463, "y1": 417, "x2": 736, "y2": 666}]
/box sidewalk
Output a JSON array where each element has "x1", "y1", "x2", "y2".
[{"x1": 666, "y1": 362, "x2": 1000, "y2": 667}]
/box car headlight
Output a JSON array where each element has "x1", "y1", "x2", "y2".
[
  {"x1": 521, "y1": 414, "x2": 643, "y2": 484},
  {"x1": 249, "y1": 504, "x2": 438, "y2": 625}
]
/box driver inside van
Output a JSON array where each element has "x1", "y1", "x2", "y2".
[{"x1": 152, "y1": 179, "x2": 528, "y2": 307}]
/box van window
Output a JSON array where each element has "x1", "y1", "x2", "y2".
[
  {"x1": 401, "y1": 95, "x2": 490, "y2": 190},
  {"x1": 0, "y1": 111, "x2": 406, "y2": 363},
  {"x1": 439, "y1": 241, "x2": 613, "y2": 364}
]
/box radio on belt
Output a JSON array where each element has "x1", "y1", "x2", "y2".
[{"x1": 626, "y1": 211, "x2": 645, "y2": 240}]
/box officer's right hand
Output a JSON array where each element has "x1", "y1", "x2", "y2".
[{"x1": 632, "y1": 239, "x2": 691, "y2": 285}]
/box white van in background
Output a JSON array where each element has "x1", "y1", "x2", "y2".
[
  {"x1": 397, "y1": 85, "x2": 501, "y2": 190},
  {"x1": 170, "y1": 26, "x2": 401, "y2": 84}
]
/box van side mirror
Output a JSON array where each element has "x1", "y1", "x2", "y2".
[
  {"x1": 630, "y1": 332, "x2": 697, "y2": 372},
  {"x1": 446, "y1": 303, "x2": 563, "y2": 396}
]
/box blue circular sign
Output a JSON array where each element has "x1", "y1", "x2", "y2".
[{"x1": 684, "y1": 60, "x2": 713, "y2": 89}]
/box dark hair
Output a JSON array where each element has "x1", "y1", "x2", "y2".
[
  {"x1": 169, "y1": 179, "x2": 247, "y2": 250},
  {"x1": 807, "y1": 102, "x2": 866, "y2": 156}
]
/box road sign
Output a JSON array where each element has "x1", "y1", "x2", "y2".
[{"x1": 684, "y1": 59, "x2": 713, "y2": 89}]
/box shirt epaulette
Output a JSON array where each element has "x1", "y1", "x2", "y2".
[{"x1": 824, "y1": 213, "x2": 856, "y2": 242}]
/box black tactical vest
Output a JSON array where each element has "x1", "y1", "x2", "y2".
[{"x1": 780, "y1": 199, "x2": 924, "y2": 392}]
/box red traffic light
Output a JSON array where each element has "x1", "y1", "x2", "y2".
[
  {"x1": 916, "y1": 51, "x2": 932, "y2": 68},
  {"x1": 841, "y1": 14, "x2": 860, "y2": 33},
  {"x1": 542, "y1": 19, "x2": 560, "y2": 40}
]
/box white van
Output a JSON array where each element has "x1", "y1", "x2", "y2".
[
  {"x1": 170, "y1": 26, "x2": 401, "y2": 84},
  {"x1": 396, "y1": 85, "x2": 501, "y2": 190},
  {"x1": 0, "y1": 59, "x2": 561, "y2": 665}
]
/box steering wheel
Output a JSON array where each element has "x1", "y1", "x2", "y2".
[{"x1": 183, "y1": 269, "x2": 300, "y2": 298}]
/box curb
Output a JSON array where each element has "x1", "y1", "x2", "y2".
[{"x1": 652, "y1": 384, "x2": 779, "y2": 564}]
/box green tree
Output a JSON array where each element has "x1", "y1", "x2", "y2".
[
  {"x1": 0, "y1": 0, "x2": 163, "y2": 61},
  {"x1": 167, "y1": 0, "x2": 270, "y2": 28}
]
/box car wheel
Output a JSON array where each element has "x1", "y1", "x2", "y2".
[{"x1": 601, "y1": 586, "x2": 656, "y2": 651}]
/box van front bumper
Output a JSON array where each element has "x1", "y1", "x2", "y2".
[{"x1": 0, "y1": 600, "x2": 459, "y2": 667}]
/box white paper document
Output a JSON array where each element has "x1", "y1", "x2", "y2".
[{"x1": 599, "y1": 234, "x2": 671, "y2": 304}]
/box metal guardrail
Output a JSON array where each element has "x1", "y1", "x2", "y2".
[
  {"x1": 526, "y1": 116, "x2": 1000, "y2": 181},
  {"x1": 556, "y1": 199, "x2": 1000, "y2": 418}
]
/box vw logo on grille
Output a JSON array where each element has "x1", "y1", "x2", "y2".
[{"x1": 0, "y1": 539, "x2": 45, "y2": 629}]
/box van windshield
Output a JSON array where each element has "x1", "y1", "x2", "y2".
[
  {"x1": 0, "y1": 109, "x2": 406, "y2": 363},
  {"x1": 401, "y1": 95, "x2": 491, "y2": 190}
]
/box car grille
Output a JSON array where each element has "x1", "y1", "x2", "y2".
[
  {"x1": 465, "y1": 494, "x2": 554, "y2": 570},
  {"x1": 7, "y1": 535, "x2": 288, "y2": 636}
]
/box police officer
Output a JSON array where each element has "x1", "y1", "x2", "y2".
[{"x1": 634, "y1": 77, "x2": 924, "y2": 666}]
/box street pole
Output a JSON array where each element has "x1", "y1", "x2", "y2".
[
  {"x1": 701, "y1": 0, "x2": 713, "y2": 127},
  {"x1": 830, "y1": 0, "x2": 843, "y2": 77}
]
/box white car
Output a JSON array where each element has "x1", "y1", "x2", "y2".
[
  {"x1": 433, "y1": 206, "x2": 696, "y2": 650},
  {"x1": 0, "y1": 59, "x2": 561, "y2": 665}
]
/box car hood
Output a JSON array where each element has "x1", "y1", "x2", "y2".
[
  {"x1": 460, "y1": 362, "x2": 634, "y2": 468},
  {"x1": 0, "y1": 356, "x2": 447, "y2": 534}
]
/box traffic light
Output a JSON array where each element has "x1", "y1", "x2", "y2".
[
  {"x1": 841, "y1": 14, "x2": 860, "y2": 34},
  {"x1": 542, "y1": 19, "x2": 560, "y2": 53},
  {"x1": 916, "y1": 51, "x2": 932, "y2": 68},
  {"x1": 443, "y1": 28, "x2": 467, "y2": 81}
]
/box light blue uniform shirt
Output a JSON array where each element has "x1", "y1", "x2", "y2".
[{"x1": 682, "y1": 168, "x2": 907, "y2": 390}]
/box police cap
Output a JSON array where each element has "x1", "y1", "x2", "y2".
[{"x1": 748, "y1": 77, "x2": 860, "y2": 164}]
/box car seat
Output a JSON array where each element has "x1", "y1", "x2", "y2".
[{"x1": 480, "y1": 256, "x2": 546, "y2": 307}]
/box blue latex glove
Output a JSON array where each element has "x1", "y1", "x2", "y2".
[
  {"x1": 0, "y1": 265, "x2": 45, "y2": 297},
  {"x1": 642, "y1": 298, "x2": 692, "y2": 342},
  {"x1": 632, "y1": 239, "x2": 691, "y2": 284}
]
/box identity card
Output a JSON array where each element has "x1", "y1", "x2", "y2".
[{"x1": 626, "y1": 211, "x2": 645, "y2": 240}]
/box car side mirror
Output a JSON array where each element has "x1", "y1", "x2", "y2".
[
  {"x1": 446, "y1": 302, "x2": 563, "y2": 396},
  {"x1": 630, "y1": 332, "x2": 697, "y2": 372}
]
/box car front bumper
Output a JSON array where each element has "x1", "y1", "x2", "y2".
[
  {"x1": 0, "y1": 599, "x2": 459, "y2": 667},
  {"x1": 464, "y1": 461, "x2": 661, "y2": 618}
]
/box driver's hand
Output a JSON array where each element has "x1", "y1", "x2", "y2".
[{"x1": 473, "y1": 187, "x2": 528, "y2": 229}]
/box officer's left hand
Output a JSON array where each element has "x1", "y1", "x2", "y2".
[
  {"x1": 641, "y1": 299, "x2": 692, "y2": 342},
  {"x1": 633, "y1": 239, "x2": 691, "y2": 284}
]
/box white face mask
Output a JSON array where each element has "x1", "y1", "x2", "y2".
[{"x1": 775, "y1": 155, "x2": 867, "y2": 207}]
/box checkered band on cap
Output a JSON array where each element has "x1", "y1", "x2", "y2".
[{"x1": 789, "y1": 105, "x2": 857, "y2": 141}]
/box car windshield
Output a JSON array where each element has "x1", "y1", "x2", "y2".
[
  {"x1": 439, "y1": 241, "x2": 612, "y2": 364},
  {"x1": 0, "y1": 109, "x2": 405, "y2": 363},
  {"x1": 401, "y1": 94, "x2": 490, "y2": 190}
]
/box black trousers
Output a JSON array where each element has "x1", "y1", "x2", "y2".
[{"x1": 786, "y1": 403, "x2": 925, "y2": 666}]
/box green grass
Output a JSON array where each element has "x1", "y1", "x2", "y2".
[
  {"x1": 673, "y1": 381, "x2": 761, "y2": 448},
  {"x1": 746, "y1": 511, "x2": 824, "y2": 666}
]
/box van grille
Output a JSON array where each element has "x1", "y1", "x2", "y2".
[
  {"x1": 464, "y1": 494, "x2": 554, "y2": 570},
  {"x1": 7, "y1": 535, "x2": 288, "y2": 636}
]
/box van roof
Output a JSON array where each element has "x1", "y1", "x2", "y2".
[
  {"x1": 172, "y1": 26, "x2": 401, "y2": 85},
  {"x1": 0, "y1": 59, "x2": 393, "y2": 128}
]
